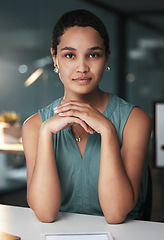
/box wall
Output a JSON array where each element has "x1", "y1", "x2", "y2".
[
  {"x1": 126, "y1": 18, "x2": 164, "y2": 222},
  {"x1": 0, "y1": 0, "x2": 117, "y2": 123}
]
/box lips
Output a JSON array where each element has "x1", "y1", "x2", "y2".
[{"x1": 72, "y1": 77, "x2": 92, "y2": 83}]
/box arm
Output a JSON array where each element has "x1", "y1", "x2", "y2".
[
  {"x1": 22, "y1": 112, "x2": 92, "y2": 222},
  {"x1": 55, "y1": 102, "x2": 152, "y2": 224},
  {"x1": 98, "y1": 107, "x2": 152, "y2": 223},
  {"x1": 22, "y1": 113, "x2": 61, "y2": 222}
]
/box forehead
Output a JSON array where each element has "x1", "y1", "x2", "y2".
[{"x1": 58, "y1": 26, "x2": 105, "y2": 50}]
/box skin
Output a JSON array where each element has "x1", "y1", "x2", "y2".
[{"x1": 22, "y1": 26, "x2": 152, "y2": 223}]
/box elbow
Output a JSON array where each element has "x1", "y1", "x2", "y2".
[
  {"x1": 100, "y1": 195, "x2": 135, "y2": 224},
  {"x1": 27, "y1": 196, "x2": 59, "y2": 223},
  {"x1": 104, "y1": 212, "x2": 126, "y2": 224},
  {"x1": 35, "y1": 210, "x2": 58, "y2": 223},
  {"x1": 33, "y1": 206, "x2": 60, "y2": 223},
  {"x1": 105, "y1": 215, "x2": 126, "y2": 224},
  {"x1": 31, "y1": 202, "x2": 59, "y2": 223}
]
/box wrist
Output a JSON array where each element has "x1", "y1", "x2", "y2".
[
  {"x1": 39, "y1": 122, "x2": 54, "y2": 137},
  {"x1": 100, "y1": 121, "x2": 117, "y2": 139}
]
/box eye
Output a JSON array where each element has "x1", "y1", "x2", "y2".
[
  {"x1": 89, "y1": 53, "x2": 100, "y2": 58},
  {"x1": 65, "y1": 53, "x2": 75, "y2": 59}
]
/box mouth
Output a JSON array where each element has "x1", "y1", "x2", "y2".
[{"x1": 72, "y1": 77, "x2": 92, "y2": 84}]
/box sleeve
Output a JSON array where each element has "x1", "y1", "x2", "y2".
[
  {"x1": 38, "y1": 100, "x2": 61, "y2": 149},
  {"x1": 119, "y1": 99, "x2": 136, "y2": 146},
  {"x1": 38, "y1": 98, "x2": 61, "y2": 123},
  {"x1": 38, "y1": 105, "x2": 54, "y2": 123}
]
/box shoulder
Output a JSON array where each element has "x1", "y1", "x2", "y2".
[
  {"x1": 107, "y1": 93, "x2": 151, "y2": 127},
  {"x1": 22, "y1": 113, "x2": 42, "y2": 160},
  {"x1": 22, "y1": 113, "x2": 42, "y2": 140},
  {"x1": 113, "y1": 94, "x2": 135, "y2": 112},
  {"x1": 106, "y1": 93, "x2": 135, "y2": 117},
  {"x1": 128, "y1": 107, "x2": 152, "y2": 129},
  {"x1": 23, "y1": 112, "x2": 41, "y2": 129},
  {"x1": 123, "y1": 107, "x2": 152, "y2": 141},
  {"x1": 105, "y1": 94, "x2": 135, "y2": 133}
]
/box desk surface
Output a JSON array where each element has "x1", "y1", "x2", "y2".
[{"x1": 0, "y1": 205, "x2": 164, "y2": 240}]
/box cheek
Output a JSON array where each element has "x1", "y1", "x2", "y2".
[
  {"x1": 58, "y1": 64, "x2": 73, "y2": 83},
  {"x1": 92, "y1": 61, "x2": 105, "y2": 77},
  {"x1": 59, "y1": 59, "x2": 74, "y2": 73}
]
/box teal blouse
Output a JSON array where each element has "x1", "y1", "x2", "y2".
[{"x1": 38, "y1": 93, "x2": 148, "y2": 219}]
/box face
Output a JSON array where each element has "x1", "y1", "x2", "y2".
[{"x1": 52, "y1": 26, "x2": 108, "y2": 96}]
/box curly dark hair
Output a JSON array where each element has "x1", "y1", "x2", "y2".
[{"x1": 51, "y1": 9, "x2": 110, "y2": 57}]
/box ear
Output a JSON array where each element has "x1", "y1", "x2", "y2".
[{"x1": 50, "y1": 48, "x2": 57, "y2": 66}]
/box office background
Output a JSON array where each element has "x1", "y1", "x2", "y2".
[{"x1": 0, "y1": 0, "x2": 164, "y2": 222}]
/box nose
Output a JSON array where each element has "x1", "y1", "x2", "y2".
[{"x1": 76, "y1": 57, "x2": 89, "y2": 73}]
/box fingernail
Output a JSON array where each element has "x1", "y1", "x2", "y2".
[
  {"x1": 54, "y1": 108, "x2": 59, "y2": 113},
  {"x1": 58, "y1": 113, "x2": 64, "y2": 116}
]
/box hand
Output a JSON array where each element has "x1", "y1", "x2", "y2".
[
  {"x1": 41, "y1": 110, "x2": 94, "y2": 135},
  {"x1": 54, "y1": 100, "x2": 112, "y2": 134}
]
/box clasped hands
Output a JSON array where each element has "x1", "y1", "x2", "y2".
[{"x1": 50, "y1": 100, "x2": 111, "y2": 135}]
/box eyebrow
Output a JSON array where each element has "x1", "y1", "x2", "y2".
[
  {"x1": 61, "y1": 47, "x2": 76, "y2": 51},
  {"x1": 88, "y1": 46, "x2": 104, "y2": 51},
  {"x1": 60, "y1": 46, "x2": 104, "y2": 51}
]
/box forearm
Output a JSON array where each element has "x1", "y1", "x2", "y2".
[
  {"x1": 98, "y1": 125, "x2": 135, "y2": 223},
  {"x1": 28, "y1": 125, "x2": 61, "y2": 222}
]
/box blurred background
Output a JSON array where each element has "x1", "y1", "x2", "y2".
[{"x1": 0, "y1": 0, "x2": 164, "y2": 222}]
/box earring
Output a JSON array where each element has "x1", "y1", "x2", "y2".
[
  {"x1": 54, "y1": 65, "x2": 59, "y2": 74},
  {"x1": 105, "y1": 65, "x2": 111, "y2": 72}
]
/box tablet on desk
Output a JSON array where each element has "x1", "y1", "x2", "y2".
[{"x1": 41, "y1": 233, "x2": 113, "y2": 240}]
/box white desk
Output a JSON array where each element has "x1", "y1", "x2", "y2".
[{"x1": 0, "y1": 205, "x2": 164, "y2": 240}]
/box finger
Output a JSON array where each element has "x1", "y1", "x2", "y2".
[
  {"x1": 59, "y1": 115, "x2": 95, "y2": 134},
  {"x1": 58, "y1": 109, "x2": 88, "y2": 125},
  {"x1": 54, "y1": 101, "x2": 89, "y2": 114},
  {"x1": 57, "y1": 107, "x2": 98, "y2": 133},
  {"x1": 71, "y1": 118, "x2": 94, "y2": 134},
  {"x1": 58, "y1": 100, "x2": 83, "y2": 108}
]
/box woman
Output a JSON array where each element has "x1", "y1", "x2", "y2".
[{"x1": 22, "y1": 9, "x2": 152, "y2": 223}]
